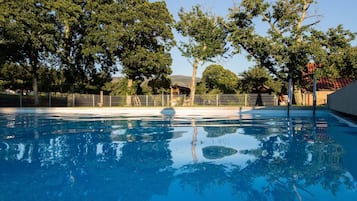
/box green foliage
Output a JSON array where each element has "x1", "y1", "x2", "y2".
[
  {"x1": 119, "y1": 0, "x2": 175, "y2": 94},
  {"x1": 195, "y1": 81, "x2": 208, "y2": 95},
  {"x1": 0, "y1": 62, "x2": 66, "y2": 93},
  {"x1": 147, "y1": 74, "x2": 171, "y2": 95},
  {"x1": 1, "y1": 0, "x2": 175, "y2": 97},
  {"x1": 309, "y1": 25, "x2": 357, "y2": 79},
  {"x1": 229, "y1": 0, "x2": 357, "y2": 88},
  {"x1": 0, "y1": 0, "x2": 57, "y2": 104},
  {"x1": 176, "y1": 5, "x2": 228, "y2": 104},
  {"x1": 239, "y1": 66, "x2": 282, "y2": 93},
  {"x1": 200, "y1": 64, "x2": 239, "y2": 94},
  {"x1": 207, "y1": 88, "x2": 222, "y2": 95},
  {"x1": 51, "y1": 0, "x2": 121, "y2": 93},
  {"x1": 0, "y1": 63, "x2": 32, "y2": 90},
  {"x1": 2, "y1": 0, "x2": 356, "y2": 99},
  {"x1": 176, "y1": 5, "x2": 228, "y2": 62},
  {"x1": 228, "y1": 0, "x2": 318, "y2": 86},
  {"x1": 102, "y1": 78, "x2": 129, "y2": 96}
]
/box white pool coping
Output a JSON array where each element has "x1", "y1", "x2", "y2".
[
  {"x1": 1, "y1": 107, "x2": 356, "y2": 127},
  {"x1": 0, "y1": 106, "x2": 327, "y2": 117},
  {"x1": 0, "y1": 107, "x2": 242, "y2": 117}
]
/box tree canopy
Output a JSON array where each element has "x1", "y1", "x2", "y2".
[
  {"x1": 199, "y1": 64, "x2": 238, "y2": 94},
  {"x1": 50, "y1": 0, "x2": 122, "y2": 93},
  {"x1": 239, "y1": 66, "x2": 282, "y2": 94},
  {"x1": 228, "y1": 0, "x2": 356, "y2": 91},
  {"x1": 0, "y1": 0, "x2": 58, "y2": 105},
  {"x1": 309, "y1": 25, "x2": 357, "y2": 79},
  {"x1": 227, "y1": 1, "x2": 302, "y2": 85},
  {"x1": 118, "y1": 0, "x2": 175, "y2": 95}
]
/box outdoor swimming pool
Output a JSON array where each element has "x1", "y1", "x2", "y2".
[{"x1": 0, "y1": 109, "x2": 356, "y2": 201}]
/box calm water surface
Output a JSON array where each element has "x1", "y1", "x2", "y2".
[{"x1": 0, "y1": 110, "x2": 357, "y2": 201}]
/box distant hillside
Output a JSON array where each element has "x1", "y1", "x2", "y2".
[
  {"x1": 111, "y1": 75, "x2": 201, "y2": 88},
  {"x1": 170, "y1": 75, "x2": 201, "y2": 88}
]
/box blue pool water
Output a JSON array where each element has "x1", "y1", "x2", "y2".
[{"x1": 0, "y1": 110, "x2": 357, "y2": 201}]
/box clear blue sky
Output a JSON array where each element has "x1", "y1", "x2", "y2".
[{"x1": 159, "y1": 0, "x2": 357, "y2": 77}]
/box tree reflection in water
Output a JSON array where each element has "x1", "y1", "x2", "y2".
[
  {"x1": 176, "y1": 116, "x2": 356, "y2": 201},
  {"x1": 0, "y1": 113, "x2": 356, "y2": 201}
]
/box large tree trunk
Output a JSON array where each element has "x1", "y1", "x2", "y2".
[
  {"x1": 30, "y1": 52, "x2": 40, "y2": 106},
  {"x1": 33, "y1": 74, "x2": 39, "y2": 106},
  {"x1": 189, "y1": 58, "x2": 199, "y2": 106}
]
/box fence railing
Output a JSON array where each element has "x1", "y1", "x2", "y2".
[{"x1": 0, "y1": 92, "x2": 279, "y2": 107}]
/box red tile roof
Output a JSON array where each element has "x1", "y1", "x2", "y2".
[
  {"x1": 317, "y1": 78, "x2": 354, "y2": 90},
  {"x1": 304, "y1": 62, "x2": 355, "y2": 91}
]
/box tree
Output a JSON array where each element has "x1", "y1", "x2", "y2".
[
  {"x1": 228, "y1": 0, "x2": 357, "y2": 95},
  {"x1": 102, "y1": 78, "x2": 130, "y2": 96},
  {"x1": 1, "y1": 0, "x2": 121, "y2": 100},
  {"x1": 309, "y1": 25, "x2": 357, "y2": 79},
  {"x1": 238, "y1": 66, "x2": 282, "y2": 93},
  {"x1": 1, "y1": 0, "x2": 176, "y2": 99},
  {"x1": 118, "y1": 0, "x2": 175, "y2": 95},
  {"x1": 176, "y1": 5, "x2": 228, "y2": 105},
  {"x1": 0, "y1": 0, "x2": 57, "y2": 105},
  {"x1": 200, "y1": 64, "x2": 238, "y2": 94},
  {"x1": 228, "y1": 0, "x2": 321, "y2": 95},
  {"x1": 0, "y1": 63, "x2": 32, "y2": 91},
  {"x1": 51, "y1": 0, "x2": 122, "y2": 93}
]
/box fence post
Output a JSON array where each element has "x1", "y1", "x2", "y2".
[
  {"x1": 146, "y1": 95, "x2": 148, "y2": 107},
  {"x1": 48, "y1": 92, "x2": 51, "y2": 107},
  {"x1": 273, "y1": 94, "x2": 275, "y2": 106},
  {"x1": 19, "y1": 93, "x2": 22, "y2": 107},
  {"x1": 162, "y1": 93, "x2": 164, "y2": 107},
  {"x1": 166, "y1": 95, "x2": 169, "y2": 107},
  {"x1": 92, "y1": 95, "x2": 95, "y2": 107},
  {"x1": 110, "y1": 96, "x2": 112, "y2": 107},
  {"x1": 216, "y1": 94, "x2": 219, "y2": 107},
  {"x1": 244, "y1": 94, "x2": 248, "y2": 106},
  {"x1": 73, "y1": 94, "x2": 75, "y2": 107}
]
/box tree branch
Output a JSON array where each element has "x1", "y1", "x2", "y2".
[{"x1": 262, "y1": 14, "x2": 282, "y2": 36}]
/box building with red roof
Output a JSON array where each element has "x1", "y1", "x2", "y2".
[
  {"x1": 317, "y1": 78, "x2": 354, "y2": 91},
  {"x1": 301, "y1": 63, "x2": 355, "y2": 105}
]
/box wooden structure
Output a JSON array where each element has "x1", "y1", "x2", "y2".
[{"x1": 170, "y1": 85, "x2": 190, "y2": 106}]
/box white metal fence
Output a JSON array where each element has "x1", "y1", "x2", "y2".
[{"x1": 0, "y1": 93, "x2": 279, "y2": 107}]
